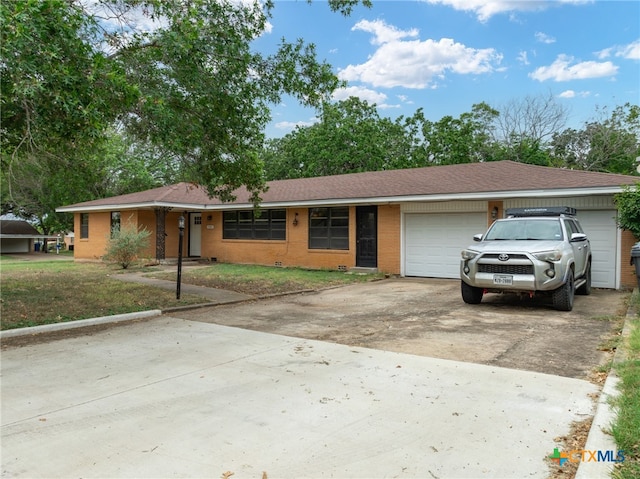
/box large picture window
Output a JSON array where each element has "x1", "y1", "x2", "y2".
[
  {"x1": 223, "y1": 209, "x2": 286, "y2": 240},
  {"x1": 80, "y1": 213, "x2": 89, "y2": 239},
  {"x1": 309, "y1": 207, "x2": 349, "y2": 250}
]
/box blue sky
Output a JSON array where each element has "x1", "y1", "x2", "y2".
[{"x1": 253, "y1": 0, "x2": 640, "y2": 138}]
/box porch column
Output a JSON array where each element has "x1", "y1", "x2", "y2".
[{"x1": 154, "y1": 207, "x2": 171, "y2": 261}]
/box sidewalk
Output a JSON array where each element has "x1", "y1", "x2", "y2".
[{"x1": 114, "y1": 271, "x2": 254, "y2": 304}]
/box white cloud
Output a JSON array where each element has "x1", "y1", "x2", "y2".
[
  {"x1": 275, "y1": 118, "x2": 318, "y2": 131},
  {"x1": 352, "y1": 19, "x2": 419, "y2": 45},
  {"x1": 535, "y1": 32, "x2": 556, "y2": 44},
  {"x1": 559, "y1": 90, "x2": 575, "y2": 98},
  {"x1": 558, "y1": 90, "x2": 591, "y2": 98},
  {"x1": 340, "y1": 22, "x2": 503, "y2": 89},
  {"x1": 424, "y1": 0, "x2": 592, "y2": 22},
  {"x1": 619, "y1": 39, "x2": 640, "y2": 60},
  {"x1": 517, "y1": 50, "x2": 530, "y2": 65},
  {"x1": 332, "y1": 86, "x2": 388, "y2": 105},
  {"x1": 598, "y1": 39, "x2": 640, "y2": 60},
  {"x1": 530, "y1": 54, "x2": 618, "y2": 81}
]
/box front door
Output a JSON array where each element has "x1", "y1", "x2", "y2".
[
  {"x1": 356, "y1": 206, "x2": 377, "y2": 268},
  {"x1": 189, "y1": 213, "x2": 202, "y2": 257}
]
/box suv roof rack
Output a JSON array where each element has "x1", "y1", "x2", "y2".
[{"x1": 506, "y1": 206, "x2": 576, "y2": 218}]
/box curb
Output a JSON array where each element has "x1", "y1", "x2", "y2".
[
  {"x1": 0, "y1": 310, "x2": 162, "y2": 339},
  {"x1": 575, "y1": 290, "x2": 635, "y2": 479}
]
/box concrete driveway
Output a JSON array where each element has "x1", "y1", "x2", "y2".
[
  {"x1": 171, "y1": 278, "x2": 628, "y2": 379},
  {"x1": 1, "y1": 278, "x2": 627, "y2": 478}
]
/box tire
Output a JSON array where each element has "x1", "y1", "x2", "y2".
[
  {"x1": 461, "y1": 280, "x2": 483, "y2": 304},
  {"x1": 576, "y1": 261, "x2": 592, "y2": 296},
  {"x1": 552, "y1": 269, "x2": 574, "y2": 311}
]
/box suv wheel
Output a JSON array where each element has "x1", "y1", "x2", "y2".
[
  {"x1": 576, "y1": 261, "x2": 592, "y2": 296},
  {"x1": 552, "y1": 269, "x2": 574, "y2": 311},
  {"x1": 461, "y1": 281, "x2": 483, "y2": 304}
]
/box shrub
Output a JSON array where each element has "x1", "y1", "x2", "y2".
[
  {"x1": 103, "y1": 226, "x2": 151, "y2": 269},
  {"x1": 615, "y1": 183, "x2": 640, "y2": 240}
]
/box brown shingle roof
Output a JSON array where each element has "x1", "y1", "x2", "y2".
[
  {"x1": 58, "y1": 161, "x2": 638, "y2": 211},
  {"x1": 0, "y1": 220, "x2": 41, "y2": 236}
]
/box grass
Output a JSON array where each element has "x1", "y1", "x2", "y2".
[
  {"x1": 149, "y1": 262, "x2": 384, "y2": 296},
  {"x1": 0, "y1": 256, "x2": 383, "y2": 330},
  {"x1": 611, "y1": 291, "x2": 640, "y2": 479}
]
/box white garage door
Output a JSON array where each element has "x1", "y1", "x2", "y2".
[
  {"x1": 576, "y1": 210, "x2": 618, "y2": 289},
  {"x1": 404, "y1": 212, "x2": 487, "y2": 278}
]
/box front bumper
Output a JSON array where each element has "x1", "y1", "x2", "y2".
[{"x1": 460, "y1": 254, "x2": 566, "y2": 292}]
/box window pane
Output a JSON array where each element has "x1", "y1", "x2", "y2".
[
  {"x1": 271, "y1": 209, "x2": 286, "y2": 220},
  {"x1": 80, "y1": 214, "x2": 89, "y2": 239},
  {"x1": 308, "y1": 207, "x2": 349, "y2": 250},
  {"x1": 331, "y1": 237, "x2": 349, "y2": 250},
  {"x1": 223, "y1": 209, "x2": 286, "y2": 241}
]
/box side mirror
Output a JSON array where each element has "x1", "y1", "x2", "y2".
[
  {"x1": 570, "y1": 233, "x2": 588, "y2": 242},
  {"x1": 473, "y1": 233, "x2": 483, "y2": 242}
]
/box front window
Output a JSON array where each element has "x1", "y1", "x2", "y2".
[
  {"x1": 111, "y1": 211, "x2": 121, "y2": 237},
  {"x1": 223, "y1": 209, "x2": 286, "y2": 240},
  {"x1": 80, "y1": 213, "x2": 89, "y2": 239},
  {"x1": 309, "y1": 207, "x2": 349, "y2": 250},
  {"x1": 485, "y1": 219, "x2": 563, "y2": 241}
]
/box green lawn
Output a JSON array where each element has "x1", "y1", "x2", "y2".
[
  {"x1": 0, "y1": 256, "x2": 382, "y2": 330},
  {"x1": 149, "y1": 262, "x2": 384, "y2": 295},
  {"x1": 612, "y1": 292, "x2": 640, "y2": 479}
]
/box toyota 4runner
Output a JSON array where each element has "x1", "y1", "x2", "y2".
[{"x1": 460, "y1": 207, "x2": 592, "y2": 311}]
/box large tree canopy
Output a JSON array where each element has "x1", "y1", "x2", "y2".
[
  {"x1": 262, "y1": 96, "x2": 639, "y2": 179},
  {"x1": 2, "y1": 0, "x2": 370, "y2": 229}
]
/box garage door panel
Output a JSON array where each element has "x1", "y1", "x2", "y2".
[
  {"x1": 405, "y1": 213, "x2": 487, "y2": 278},
  {"x1": 577, "y1": 210, "x2": 617, "y2": 289}
]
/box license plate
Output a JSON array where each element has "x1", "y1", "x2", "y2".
[{"x1": 493, "y1": 274, "x2": 513, "y2": 285}]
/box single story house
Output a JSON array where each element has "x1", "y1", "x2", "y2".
[
  {"x1": 0, "y1": 220, "x2": 59, "y2": 254},
  {"x1": 57, "y1": 160, "x2": 639, "y2": 289}
]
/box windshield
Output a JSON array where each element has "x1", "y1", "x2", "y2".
[{"x1": 484, "y1": 219, "x2": 563, "y2": 241}]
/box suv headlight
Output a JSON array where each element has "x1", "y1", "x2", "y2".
[
  {"x1": 533, "y1": 250, "x2": 562, "y2": 262},
  {"x1": 461, "y1": 249, "x2": 479, "y2": 260}
]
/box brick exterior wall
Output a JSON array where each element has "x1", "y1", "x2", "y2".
[
  {"x1": 377, "y1": 204, "x2": 401, "y2": 274},
  {"x1": 73, "y1": 204, "x2": 632, "y2": 288},
  {"x1": 621, "y1": 229, "x2": 638, "y2": 289}
]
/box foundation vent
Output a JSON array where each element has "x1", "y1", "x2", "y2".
[
  {"x1": 274, "y1": 261, "x2": 283, "y2": 267},
  {"x1": 337, "y1": 265, "x2": 348, "y2": 272}
]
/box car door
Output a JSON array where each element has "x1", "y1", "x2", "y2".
[{"x1": 565, "y1": 219, "x2": 588, "y2": 276}]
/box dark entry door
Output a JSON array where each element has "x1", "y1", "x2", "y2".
[{"x1": 356, "y1": 206, "x2": 377, "y2": 268}]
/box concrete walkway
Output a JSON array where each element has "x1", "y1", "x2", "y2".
[
  {"x1": 114, "y1": 272, "x2": 254, "y2": 304},
  {"x1": 2, "y1": 315, "x2": 599, "y2": 479}
]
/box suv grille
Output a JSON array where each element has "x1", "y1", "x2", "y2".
[
  {"x1": 478, "y1": 264, "x2": 534, "y2": 275},
  {"x1": 481, "y1": 254, "x2": 529, "y2": 260}
]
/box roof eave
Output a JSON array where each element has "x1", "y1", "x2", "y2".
[
  {"x1": 55, "y1": 201, "x2": 206, "y2": 213},
  {"x1": 202, "y1": 186, "x2": 626, "y2": 209},
  {"x1": 55, "y1": 186, "x2": 625, "y2": 212}
]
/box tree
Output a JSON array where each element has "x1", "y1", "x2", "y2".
[
  {"x1": 1, "y1": 130, "x2": 178, "y2": 237},
  {"x1": 551, "y1": 103, "x2": 640, "y2": 174},
  {"x1": 411, "y1": 102, "x2": 499, "y2": 165},
  {"x1": 614, "y1": 183, "x2": 640, "y2": 240},
  {"x1": 2, "y1": 0, "x2": 370, "y2": 220},
  {"x1": 491, "y1": 92, "x2": 567, "y2": 165},
  {"x1": 263, "y1": 97, "x2": 411, "y2": 179}
]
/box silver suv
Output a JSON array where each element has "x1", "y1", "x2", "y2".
[{"x1": 460, "y1": 207, "x2": 592, "y2": 311}]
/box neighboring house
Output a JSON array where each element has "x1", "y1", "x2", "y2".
[
  {"x1": 0, "y1": 220, "x2": 58, "y2": 254},
  {"x1": 57, "y1": 160, "x2": 639, "y2": 289}
]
